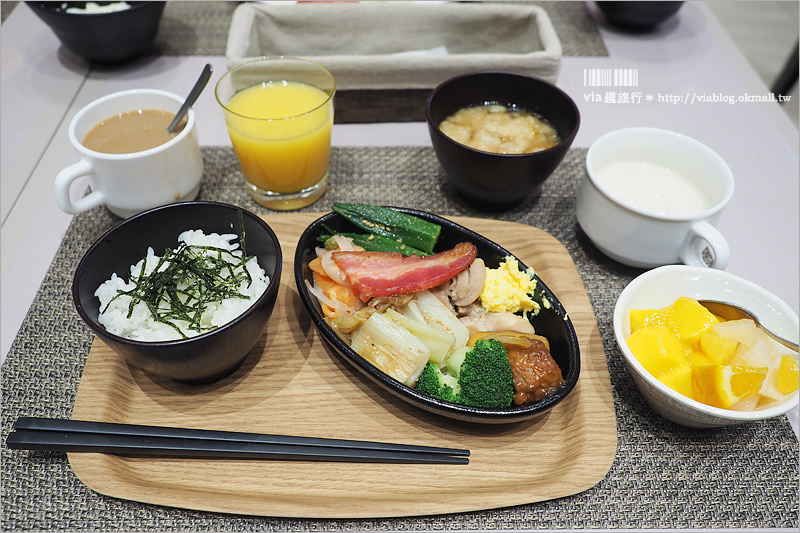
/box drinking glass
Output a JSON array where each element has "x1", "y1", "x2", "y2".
[{"x1": 216, "y1": 57, "x2": 336, "y2": 210}]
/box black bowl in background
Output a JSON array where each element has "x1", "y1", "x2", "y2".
[
  {"x1": 294, "y1": 207, "x2": 581, "y2": 424},
  {"x1": 26, "y1": 1, "x2": 165, "y2": 64},
  {"x1": 426, "y1": 72, "x2": 580, "y2": 210},
  {"x1": 595, "y1": 1, "x2": 684, "y2": 30},
  {"x1": 73, "y1": 202, "x2": 283, "y2": 384}
]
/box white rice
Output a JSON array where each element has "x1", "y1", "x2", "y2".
[
  {"x1": 66, "y1": 2, "x2": 131, "y2": 14},
  {"x1": 95, "y1": 229, "x2": 269, "y2": 341}
]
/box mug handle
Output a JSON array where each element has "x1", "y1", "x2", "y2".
[
  {"x1": 679, "y1": 221, "x2": 730, "y2": 270},
  {"x1": 54, "y1": 160, "x2": 106, "y2": 214}
]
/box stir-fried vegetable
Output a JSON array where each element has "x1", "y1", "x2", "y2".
[
  {"x1": 405, "y1": 290, "x2": 470, "y2": 352},
  {"x1": 350, "y1": 311, "x2": 430, "y2": 385},
  {"x1": 417, "y1": 339, "x2": 515, "y2": 408},
  {"x1": 332, "y1": 203, "x2": 441, "y2": 254},
  {"x1": 318, "y1": 229, "x2": 429, "y2": 256},
  {"x1": 385, "y1": 308, "x2": 454, "y2": 364}
]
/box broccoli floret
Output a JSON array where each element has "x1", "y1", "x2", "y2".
[
  {"x1": 416, "y1": 361, "x2": 460, "y2": 402},
  {"x1": 446, "y1": 346, "x2": 470, "y2": 378},
  {"x1": 416, "y1": 339, "x2": 515, "y2": 409},
  {"x1": 456, "y1": 339, "x2": 514, "y2": 409}
]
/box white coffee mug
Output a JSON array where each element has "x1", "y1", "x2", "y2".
[
  {"x1": 55, "y1": 89, "x2": 203, "y2": 219},
  {"x1": 576, "y1": 127, "x2": 734, "y2": 269}
]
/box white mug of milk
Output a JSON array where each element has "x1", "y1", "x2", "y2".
[{"x1": 576, "y1": 127, "x2": 734, "y2": 269}]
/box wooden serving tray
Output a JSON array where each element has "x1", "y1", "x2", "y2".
[{"x1": 69, "y1": 214, "x2": 617, "y2": 518}]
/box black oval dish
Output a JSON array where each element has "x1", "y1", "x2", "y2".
[
  {"x1": 73, "y1": 202, "x2": 282, "y2": 384},
  {"x1": 294, "y1": 207, "x2": 580, "y2": 424}
]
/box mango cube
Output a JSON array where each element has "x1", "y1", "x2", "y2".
[
  {"x1": 658, "y1": 362, "x2": 694, "y2": 398},
  {"x1": 630, "y1": 307, "x2": 680, "y2": 334},
  {"x1": 699, "y1": 332, "x2": 738, "y2": 365},
  {"x1": 672, "y1": 296, "x2": 719, "y2": 347},
  {"x1": 689, "y1": 351, "x2": 714, "y2": 368},
  {"x1": 627, "y1": 325, "x2": 689, "y2": 378},
  {"x1": 775, "y1": 355, "x2": 799, "y2": 395}
]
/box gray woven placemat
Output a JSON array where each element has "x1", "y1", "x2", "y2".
[
  {"x1": 2, "y1": 146, "x2": 798, "y2": 531},
  {"x1": 1, "y1": 1, "x2": 18, "y2": 24}
]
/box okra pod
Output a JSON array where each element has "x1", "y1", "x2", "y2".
[
  {"x1": 318, "y1": 233, "x2": 429, "y2": 256},
  {"x1": 331, "y1": 203, "x2": 441, "y2": 254}
]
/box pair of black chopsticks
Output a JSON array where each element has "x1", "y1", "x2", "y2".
[{"x1": 7, "y1": 417, "x2": 469, "y2": 464}]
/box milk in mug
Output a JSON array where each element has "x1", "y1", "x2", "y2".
[{"x1": 593, "y1": 161, "x2": 714, "y2": 217}]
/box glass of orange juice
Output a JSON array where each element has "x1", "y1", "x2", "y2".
[{"x1": 216, "y1": 57, "x2": 336, "y2": 210}]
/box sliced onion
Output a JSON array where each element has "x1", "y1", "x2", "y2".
[
  {"x1": 331, "y1": 234, "x2": 356, "y2": 251},
  {"x1": 318, "y1": 249, "x2": 350, "y2": 285},
  {"x1": 330, "y1": 315, "x2": 365, "y2": 334},
  {"x1": 305, "y1": 280, "x2": 349, "y2": 315}
]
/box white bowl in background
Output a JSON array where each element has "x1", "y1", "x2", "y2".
[{"x1": 613, "y1": 265, "x2": 799, "y2": 428}]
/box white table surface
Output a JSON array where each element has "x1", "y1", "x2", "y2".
[{"x1": 1, "y1": 0, "x2": 797, "y2": 445}]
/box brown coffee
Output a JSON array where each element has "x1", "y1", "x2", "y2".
[{"x1": 82, "y1": 109, "x2": 186, "y2": 154}]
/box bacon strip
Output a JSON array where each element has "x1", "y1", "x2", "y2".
[{"x1": 332, "y1": 242, "x2": 478, "y2": 302}]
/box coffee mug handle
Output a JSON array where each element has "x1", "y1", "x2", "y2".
[
  {"x1": 55, "y1": 160, "x2": 106, "y2": 214},
  {"x1": 680, "y1": 221, "x2": 730, "y2": 270}
]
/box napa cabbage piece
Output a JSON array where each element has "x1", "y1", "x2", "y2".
[{"x1": 350, "y1": 311, "x2": 430, "y2": 386}]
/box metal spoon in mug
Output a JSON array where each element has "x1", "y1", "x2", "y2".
[
  {"x1": 698, "y1": 299, "x2": 799, "y2": 352},
  {"x1": 167, "y1": 63, "x2": 213, "y2": 134}
]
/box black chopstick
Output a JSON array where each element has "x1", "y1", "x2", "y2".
[
  {"x1": 7, "y1": 417, "x2": 469, "y2": 464},
  {"x1": 13, "y1": 417, "x2": 469, "y2": 456}
]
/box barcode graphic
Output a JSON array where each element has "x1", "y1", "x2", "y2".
[{"x1": 584, "y1": 68, "x2": 639, "y2": 87}]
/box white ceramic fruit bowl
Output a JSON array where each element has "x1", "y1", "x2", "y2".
[{"x1": 613, "y1": 265, "x2": 799, "y2": 428}]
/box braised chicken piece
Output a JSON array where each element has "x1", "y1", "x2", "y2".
[
  {"x1": 506, "y1": 337, "x2": 564, "y2": 405},
  {"x1": 459, "y1": 308, "x2": 535, "y2": 337},
  {"x1": 447, "y1": 258, "x2": 485, "y2": 306}
]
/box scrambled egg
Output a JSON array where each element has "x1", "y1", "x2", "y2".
[{"x1": 479, "y1": 256, "x2": 540, "y2": 316}]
